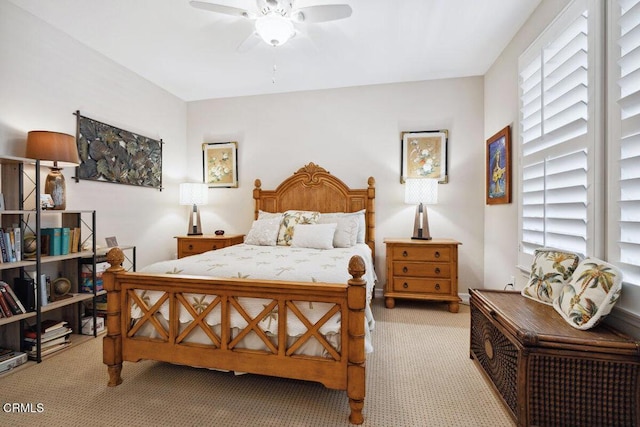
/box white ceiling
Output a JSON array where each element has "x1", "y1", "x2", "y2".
[{"x1": 8, "y1": 0, "x2": 541, "y2": 101}]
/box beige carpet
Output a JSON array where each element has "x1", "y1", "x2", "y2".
[{"x1": 0, "y1": 298, "x2": 514, "y2": 426}]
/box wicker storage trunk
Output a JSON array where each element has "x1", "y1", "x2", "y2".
[{"x1": 470, "y1": 289, "x2": 640, "y2": 427}]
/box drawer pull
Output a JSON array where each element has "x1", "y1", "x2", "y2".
[
  {"x1": 188, "y1": 244, "x2": 194, "y2": 250},
  {"x1": 212, "y1": 245, "x2": 218, "y2": 250},
  {"x1": 402, "y1": 266, "x2": 408, "y2": 273},
  {"x1": 434, "y1": 251, "x2": 440, "y2": 258},
  {"x1": 402, "y1": 251, "x2": 408, "y2": 257},
  {"x1": 403, "y1": 282, "x2": 408, "y2": 289},
  {"x1": 435, "y1": 283, "x2": 440, "y2": 291},
  {"x1": 434, "y1": 267, "x2": 441, "y2": 274}
]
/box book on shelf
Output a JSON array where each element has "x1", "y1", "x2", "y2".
[
  {"x1": 13, "y1": 277, "x2": 35, "y2": 312},
  {"x1": 41, "y1": 228, "x2": 62, "y2": 256},
  {"x1": 0, "y1": 282, "x2": 26, "y2": 314},
  {"x1": 24, "y1": 320, "x2": 69, "y2": 338},
  {"x1": 3, "y1": 230, "x2": 15, "y2": 262},
  {"x1": 26, "y1": 342, "x2": 70, "y2": 359},
  {"x1": 0, "y1": 291, "x2": 12, "y2": 317},
  {"x1": 24, "y1": 325, "x2": 72, "y2": 342},
  {"x1": 71, "y1": 227, "x2": 81, "y2": 253},
  {"x1": 0, "y1": 282, "x2": 24, "y2": 314},
  {"x1": 24, "y1": 335, "x2": 70, "y2": 352},
  {"x1": 13, "y1": 227, "x2": 21, "y2": 262}
]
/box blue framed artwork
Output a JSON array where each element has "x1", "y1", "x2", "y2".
[{"x1": 486, "y1": 125, "x2": 511, "y2": 205}]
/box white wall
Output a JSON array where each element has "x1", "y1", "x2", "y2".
[
  {"x1": 187, "y1": 79, "x2": 485, "y2": 293},
  {"x1": 0, "y1": 0, "x2": 187, "y2": 268}
]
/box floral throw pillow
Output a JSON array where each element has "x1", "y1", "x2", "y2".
[
  {"x1": 276, "y1": 210, "x2": 320, "y2": 246},
  {"x1": 521, "y1": 248, "x2": 580, "y2": 305},
  {"x1": 553, "y1": 258, "x2": 623, "y2": 330}
]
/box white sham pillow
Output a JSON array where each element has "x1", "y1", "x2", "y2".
[
  {"x1": 318, "y1": 215, "x2": 358, "y2": 248},
  {"x1": 291, "y1": 223, "x2": 337, "y2": 250},
  {"x1": 244, "y1": 218, "x2": 281, "y2": 246},
  {"x1": 319, "y1": 210, "x2": 366, "y2": 243},
  {"x1": 257, "y1": 210, "x2": 283, "y2": 220}
]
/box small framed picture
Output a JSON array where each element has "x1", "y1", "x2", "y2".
[
  {"x1": 105, "y1": 236, "x2": 119, "y2": 247},
  {"x1": 401, "y1": 130, "x2": 448, "y2": 183},
  {"x1": 486, "y1": 125, "x2": 511, "y2": 205},
  {"x1": 40, "y1": 194, "x2": 54, "y2": 209},
  {"x1": 202, "y1": 142, "x2": 238, "y2": 188}
]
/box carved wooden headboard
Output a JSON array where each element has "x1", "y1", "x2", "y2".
[{"x1": 253, "y1": 162, "x2": 376, "y2": 257}]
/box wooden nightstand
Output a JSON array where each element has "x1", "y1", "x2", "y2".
[
  {"x1": 384, "y1": 238, "x2": 461, "y2": 312},
  {"x1": 175, "y1": 234, "x2": 244, "y2": 258}
]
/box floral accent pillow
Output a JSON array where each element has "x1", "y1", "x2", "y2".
[
  {"x1": 553, "y1": 258, "x2": 622, "y2": 330},
  {"x1": 521, "y1": 248, "x2": 580, "y2": 305},
  {"x1": 244, "y1": 218, "x2": 281, "y2": 246},
  {"x1": 276, "y1": 210, "x2": 320, "y2": 246}
]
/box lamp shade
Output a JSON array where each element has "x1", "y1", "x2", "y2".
[
  {"x1": 25, "y1": 131, "x2": 80, "y2": 168},
  {"x1": 255, "y1": 14, "x2": 295, "y2": 46},
  {"x1": 179, "y1": 183, "x2": 208, "y2": 206},
  {"x1": 404, "y1": 178, "x2": 438, "y2": 205}
]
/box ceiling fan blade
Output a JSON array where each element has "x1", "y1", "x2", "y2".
[
  {"x1": 237, "y1": 33, "x2": 261, "y2": 53},
  {"x1": 189, "y1": 1, "x2": 253, "y2": 19},
  {"x1": 291, "y1": 4, "x2": 352, "y2": 23}
]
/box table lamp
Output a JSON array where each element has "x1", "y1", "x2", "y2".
[
  {"x1": 180, "y1": 183, "x2": 208, "y2": 235},
  {"x1": 404, "y1": 178, "x2": 438, "y2": 240},
  {"x1": 25, "y1": 131, "x2": 80, "y2": 210}
]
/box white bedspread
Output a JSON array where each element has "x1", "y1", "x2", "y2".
[{"x1": 138, "y1": 243, "x2": 376, "y2": 353}]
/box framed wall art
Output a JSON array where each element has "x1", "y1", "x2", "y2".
[
  {"x1": 401, "y1": 130, "x2": 448, "y2": 183},
  {"x1": 202, "y1": 142, "x2": 238, "y2": 188},
  {"x1": 486, "y1": 125, "x2": 511, "y2": 205},
  {"x1": 74, "y1": 111, "x2": 163, "y2": 190}
]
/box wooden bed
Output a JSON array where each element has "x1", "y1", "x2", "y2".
[{"x1": 102, "y1": 163, "x2": 375, "y2": 424}]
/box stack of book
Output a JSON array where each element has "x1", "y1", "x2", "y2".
[
  {"x1": 24, "y1": 320, "x2": 72, "y2": 359},
  {"x1": 0, "y1": 348, "x2": 27, "y2": 373}
]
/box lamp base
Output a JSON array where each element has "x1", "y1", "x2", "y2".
[
  {"x1": 44, "y1": 168, "x2": 66, "y2": 210},
  {"x1": 411, "y1": 203, "x2": 432, "y2": 240},
  {"x1": 187, "y1": 204, "x2": 203, "y2": 236}
]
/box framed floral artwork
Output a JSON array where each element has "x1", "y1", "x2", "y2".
[
  {"x1": 401, "y1": 130, "x2": 448, "y2": 183},
  {"x1": 202, "y1": 142, "x2": 238, "y2": 188},
  {"x1": 486, "y1": 125, "x2": 511, "y2": 205}
]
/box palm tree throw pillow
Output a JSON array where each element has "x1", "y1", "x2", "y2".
[
  {"x1": 521, "y1": 248, "x2": 581, "y2": 305},
  {"x1": 553, "y1": 257, "x2": 623, "y2": 330}
]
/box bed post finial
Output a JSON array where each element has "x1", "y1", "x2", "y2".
[
  {"x1": 347, "y1": 255, "x2": 366, "y2": 424},
  {"x1": 103, "y1": 247, "x2": 126, "y2": 387}
]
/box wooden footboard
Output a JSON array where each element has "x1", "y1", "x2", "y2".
[{"x1": 102, "y1": 247, "x2": 367, "y2": 424}]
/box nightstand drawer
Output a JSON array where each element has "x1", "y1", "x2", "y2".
[
  {"x1": 392, "y1": 262, "x2": 451, "y2": 278},
  {"x1": 179, "y1": 239, "x2": 225, "y2": 255},
  {"x1": 392, "y1": 278, "x2": 451, "y2": 294},
  {"x1": 390, "y1": 245, "x2": 451, "y2": 262}
]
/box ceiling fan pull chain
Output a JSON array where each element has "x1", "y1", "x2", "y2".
[{"x1": 272, "y1": 63, "x2": 277, "y2": 84}]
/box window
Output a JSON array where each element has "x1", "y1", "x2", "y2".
[
  {"x1": 609, "y1": 0, "x2": 640, "y2": 286},
  {"x1": 518, "y1": 0, "x2": 603, "y2": 269}
]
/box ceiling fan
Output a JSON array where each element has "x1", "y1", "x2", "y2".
[{"x1": 190, "y1": 0, "x2": 353, "y2": 49}]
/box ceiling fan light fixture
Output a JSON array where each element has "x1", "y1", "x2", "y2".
[{"x1": 255, "y1": 14, "x2": 295, "y2": 46}]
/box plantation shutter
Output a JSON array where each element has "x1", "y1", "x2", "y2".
[
  {"x1": 612, "y1": 0, "x2": 640, "y2": 285},
  {"x1": 518, "y1": 0, "x2": 597, "y2": 269}
]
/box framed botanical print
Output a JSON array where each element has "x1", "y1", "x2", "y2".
[
  {"x1": 486, "y1": 125, "x2": 511, "y2": 205},
  {"x1": 401, "y1": 130, "x2": 448, "y2": 183},
  {"x1": 202, "y1": 142, "x2": 238, "y2": 188}
]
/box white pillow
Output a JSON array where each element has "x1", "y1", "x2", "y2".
[
  {"x1": 318, "y1": 215, "x2": 358, "y2": 248},
  {"x1": 257, "y1": 210, "x2": 283, "y2": 220},
  {"x1": 244, "y1": 218, "x2": 280, "y2": 246},
  {"x1": 320, "y1": 210, "x2": 366, "y2": 243},
  {"x1": 291, "y1": 223, "x2": 337, "y2": 250}
]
